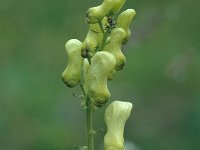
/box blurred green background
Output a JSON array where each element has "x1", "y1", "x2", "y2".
[{"x1": 0, "y1": 0, "x2": 200, "y2": 149}]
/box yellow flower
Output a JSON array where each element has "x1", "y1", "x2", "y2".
[
  {"x1": 103, "y1": 27, "x2": 126, "y2": 71},
  {"x1": 88, "y1": 51, "x2": 116, "y2": 107},
  {"x1": 104, "y1": 101, "x2": 133, "y2": 150},
  {"x1": 117, "y1": 9, "x2": 136, "y2": 44},
  {"x1": 82, "y1": 23, "x2": 104, "y2": 58},
  {"x1": 61, "y1": 39, "x2": 83, "y2": 87}
]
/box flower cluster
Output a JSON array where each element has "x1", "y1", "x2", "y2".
[
  {"x1": 62, "y1": 1, "x2": 136, "y2": 149},
  {"x1": 62, "y1": 0, "x2": 136, "y2": 108}
]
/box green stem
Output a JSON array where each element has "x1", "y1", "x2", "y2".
[
  {"x1": 86, "y1": 96, "x2": 94, "y2": 150},
  {"x1": 80, "y1": 84, "x2": 94, "y2": 150},
  {"x1": 99, "y1": 29, "x2": 109, "y2": 51},
  {"x1": 98, "y1": 21, "x2": 104, "y2": 34}
]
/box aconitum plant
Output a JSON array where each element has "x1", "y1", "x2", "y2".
[{"x1": 61, "y1": 0, "x2": 136, "y2": 149}]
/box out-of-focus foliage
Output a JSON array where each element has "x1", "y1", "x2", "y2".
[{"x1": 0, "y1": 0, "x2": 200, "y2": 149}]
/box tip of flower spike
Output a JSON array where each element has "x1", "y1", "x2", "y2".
[
  {"x1": 126, "y1": 9, "x2": 136, "y2": 17},
  {"x1": 85, "y1": 7, "x2": 101, "y2": 24}
]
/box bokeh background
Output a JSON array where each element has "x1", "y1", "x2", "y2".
[{"x1": 0, "y1": 0, "x2": 200, "y2": 149}]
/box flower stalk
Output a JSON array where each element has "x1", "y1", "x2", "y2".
[
  {"x1": 86, "y1": 96, "x2": 94, "y2": 150},
  {"x1": 61, "y1": 0, "x2": 136, "y2": 149}
]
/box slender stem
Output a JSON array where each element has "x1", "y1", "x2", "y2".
[
  {"x1": 80, "y1": 84, "x2": 94, "y2": 150},
  {"x1": 80, "y1": 84, "x2": 86, "y2": 97},
  {"x1": 99, "y1": 29, "x2": 109, "y2": 51},
  {"x1": 98, "y1": 20, "x2": 112, "y2": 51},
  {"x1": 98, "y1": 21, "x2": 104, "y2": 34},
  {"x1": 86, "y1": 96, "x2": 94, "y2": 150}
]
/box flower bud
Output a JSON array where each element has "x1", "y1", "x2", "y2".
[
  {"x1": 82, "y1": 23, "x2": 103, "y2": 58},
  {"x1": 104, "y1": 101, "x2": 133, "y2": 150},
  {"x1": 61, "y1": 39, "x2": 83, "y2": 87},
  {"x1": 117, "y1": 9, "x2": 136, "y2": 44},
  {"x1": 103, "y1": 27, "x2": 126, "y2": 71},
  {"x1": 88, "y1": 51, "x2": 116, "y2": 107},
  {"x1": 86, "y1": 0, "x2": 126, "y2": 24}
]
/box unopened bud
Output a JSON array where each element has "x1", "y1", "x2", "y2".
[
  {"x1": 104, "y1": 101, "x2": 133, "y2": 150},
  {"x1": 82, "y1": 23, "x2": 104, "y2": 58},
  {"x1": 103, "y1": 27, "x2": 126, "y2": 71},
  {"x1": 61, "y1": 39, "x2": 83, "y2": 87},
  {"x1": 117, "y1": 9, "x2": 136, "y2": 44}
]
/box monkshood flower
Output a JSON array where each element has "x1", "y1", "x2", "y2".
[
  {"x1": 103, "y1": 27, "x2": 126, "y2": 71},
  {"x1": 104, "y1": 101, "x2": 133, "y2": 150},
  {"x1": 81, "y1": 23, "x2": 104, "y2": 59},
  {"x1": 88, "y1": 51, "x2": 116, "y2": 107},
  {"x1": 117, "y1": 9, "x2": 136, "y2": 44},
  {"x1": 61, "y1": 39, "x2": 83, "y2": 87}
]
